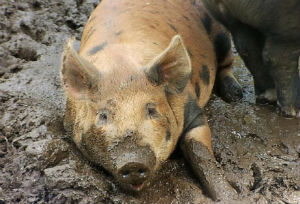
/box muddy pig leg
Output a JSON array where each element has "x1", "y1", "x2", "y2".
[
  {"x1": 214, "y1": 32, "x2": 242, "y2": 102},
  {"x1": 263, "y1": 40, "x2": 300, "y2": 117},
  {"x1": 232, "y1": 25, "x2": 276, "y2": 103},
  {"x1": 180, "y1": 119, "x2": 237, "y2": 201}
]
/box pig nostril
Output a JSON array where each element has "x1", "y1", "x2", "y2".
[
  {"x1": 119, "y1": 163, "x2": 150, "y2": 182},
  {"x1": 137, "y1": 168, "x2": 144, "y2": 174},
  {"x1": 122, "y1": 170, "x2": 130, "y2": 178},
  {"x1": 138, "y1": 168, "x2": 147, "y2": 177}
]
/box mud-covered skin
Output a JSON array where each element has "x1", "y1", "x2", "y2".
[
  {"x1": 203, "y1": 0, "x2": 300, "y2": 117},
  {"x1": 60, "y1": 0, "x2": 241, "y2": 199},
  {"x1": 180, "y1": 138, "x2": 237, "y2": 200}
]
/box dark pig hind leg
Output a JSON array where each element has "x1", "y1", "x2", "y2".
[
  {"x1": 214, "y1": 32, "x2": 243, "y2": 102},
  {"x1": 180, "y1": 120, "x2": 237, "y2": 201},
  {"x1": 263, "y1": 40, "x2": 300, "y2": 117},
  {"x1": 232, "y1": 25, "x2": 277, "y2": 103},
  {"x1": 216, "y1": 64, "x2": 243, "y2": 102}
]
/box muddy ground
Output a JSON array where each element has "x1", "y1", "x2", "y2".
[{"x1": 0, "y1": 0, "x2": 299, "y2": 203}]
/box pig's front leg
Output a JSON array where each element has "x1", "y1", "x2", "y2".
[{"x1": 180, "y1": 122, "x2": 237, "y2": 201}]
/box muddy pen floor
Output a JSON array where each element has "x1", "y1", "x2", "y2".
[{"x1": 0, "y1": 0, "x2": 299, "y2": 203}]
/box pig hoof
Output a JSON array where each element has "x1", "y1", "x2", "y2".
[
  {"x1": 256, "y1": 89, "x2": 277, "y2": 104},
  {"x1": 279, "y1": 106, "x2": 299, "y2": 118},
  {"x1": 217, "y1": 76, "x2": 243, "y2": 102}
]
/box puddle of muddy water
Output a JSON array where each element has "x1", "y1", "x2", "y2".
[{"x1": 0, "y1": 0, "x2": 299, "y2": 204}]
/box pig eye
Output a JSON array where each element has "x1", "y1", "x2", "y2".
[
  {"x1": 146, "y1": 103, "x2": 160, "y2": 119},
  {"x1": 97, "y1": 109, "x2": 109, "y2": 125},
  {"x1": 99, "y1": 113, "x2": 108, "y2": 121}
]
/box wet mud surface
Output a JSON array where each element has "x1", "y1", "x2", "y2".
[{"x1": 0, "y1": 0, "x2": 299, "y2": 203}]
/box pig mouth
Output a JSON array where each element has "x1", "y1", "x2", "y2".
[
  {"x1": 129, "y1": 182, "x2": 145, "y2": 192},
  {"x1": 118, "y1": 179, "x2": 150, "y2": 193}
]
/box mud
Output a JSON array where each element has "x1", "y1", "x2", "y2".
[{"x1": 0, "y1": 0, "x2": 299, "y2": 203}]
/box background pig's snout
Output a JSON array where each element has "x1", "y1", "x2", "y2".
[{"x1": 118, "y1": 162, "x2": 149, "y2": 185}]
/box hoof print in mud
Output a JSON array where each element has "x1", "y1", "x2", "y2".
[{"x1": 12, "y1": 46, "x2": 39, "y2": 61}]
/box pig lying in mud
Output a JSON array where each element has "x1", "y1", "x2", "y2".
[
  {"x1": 60, "y1": 0, "x2": 241, "y2": 200},
  {"x1": 203, "y1": 0, "x2": 300, "y2": 117}
]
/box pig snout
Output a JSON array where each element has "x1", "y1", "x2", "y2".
[
  {"x1": 118, "y1": 162, "x2": 150, "y2": 190},
  {"x1": 110, "y1": 134, "x2": 156, "y2": 192},
  {"x1": 115, "y1": 148, "x2": 156, "y2": 192}
]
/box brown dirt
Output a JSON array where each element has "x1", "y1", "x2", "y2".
[{"x1": 0, "y1": 0, "x2": 299, "y2": 203}]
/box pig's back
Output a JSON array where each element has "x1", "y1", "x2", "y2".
[{"x1": 80, "y1": 0, "x2": 219, "y2": 106}]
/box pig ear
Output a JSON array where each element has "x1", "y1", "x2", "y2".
[
  {"x1": 61, "y1": 37, "x2": 100, "y2": 99},
  {"x1": 144, "y1": 35, "x2": 191, "y2": 94}
]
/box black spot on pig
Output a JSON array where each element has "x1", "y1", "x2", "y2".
[
  {"x1": 183, "y1": 95, "x2": 205, "y2": 135},
  {"x1": 199, "y1": 65, "x2": 210, "y2": 85},
  {"x1": 183, "y1": 15, "x2": 190, "y2": 21},
  {"x1": 214, "y1": 32, "x2": 231, "y2": 63},
  {"x1": 115, "y1": 30, "x2": 123, "y2": 36},
  {"x1": 149, "y1": 25, "x2": 156, "y2": 29},
  {"x1": 201, "y1": 13, "x2": 212, "y2": 34},
  {"x1": 89, "y1": 41, "x2": 108, "y2": 55},
  {"x1": 195, "y1": 82, "x2": 200, "y2": 98},
  {"x1": 166, "y1": 130, "x2": 171, "y2": 141},
  {"x1": 168, "y1": 23, "x2": 178, "y2": 33}
]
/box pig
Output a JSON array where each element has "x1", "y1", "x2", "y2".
[
  {"x1": 60, "y1": 0, "x2": 241, "y2": 200},
  {"x1": 203, "y1": 0, "x2": 300, "y2": 117}
]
